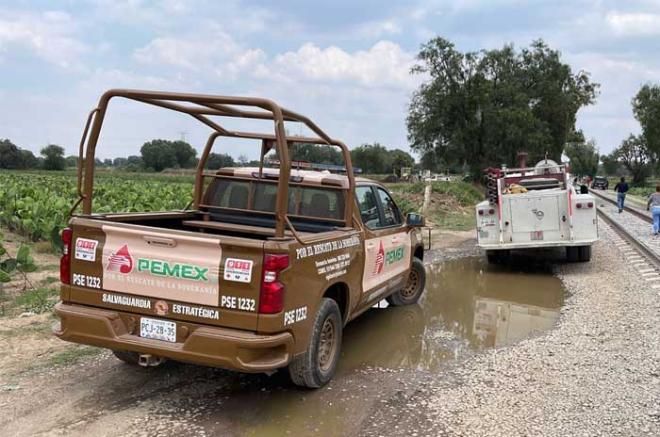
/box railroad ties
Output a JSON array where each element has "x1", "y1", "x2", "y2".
[{"x1": 591, "y1": 189, "x2": 660, "y2": 292}]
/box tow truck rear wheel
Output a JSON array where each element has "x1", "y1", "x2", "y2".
[
  {"x1": 486, "y1": 250, "x2": 510, "y2": 264},
  {"x1": 578, "y1": 245, "x2": 591, "y2": 262},
  {"x1": 387, "y1": 257, "x2": 426, "y2": 306},
  {"x1": 288, "y1": 298, "x2": 342, "y2": 388}
]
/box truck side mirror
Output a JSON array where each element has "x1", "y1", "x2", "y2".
[{"x1": 406, "y1": 212, "x2": 425, "y2": 227}]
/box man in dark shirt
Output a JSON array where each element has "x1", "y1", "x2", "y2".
[{"x1": 614, "y1": 177, "x2": 629, "y2": 213}]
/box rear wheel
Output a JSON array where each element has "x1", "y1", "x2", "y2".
[
  {"x1": 387, "y1": 258, "x2": 426, "y2": 306},
  {"x1": 566, "y1": 246, "x2": 579, "y2": 262},
  {"x1": 578, "y1": 245, "x2": 592, "y2": 262},
  {"x1": 288, "y1": 298, "x2": 342, "y2": 388},
  {"x1": 486, "y1": 250, "x2": 510, "y2": 264}
]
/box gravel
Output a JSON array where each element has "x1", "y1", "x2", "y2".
[{"x1": 361, "y1": 229, "x2": 660, "y2": 436}]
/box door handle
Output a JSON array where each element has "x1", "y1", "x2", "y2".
[{"x1": 143, "y1": 236, "x2": 177, "y2": 248}]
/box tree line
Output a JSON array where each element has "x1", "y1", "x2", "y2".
[{"x1": 0, "y1": 137, "x2": 415, "y2": 175}]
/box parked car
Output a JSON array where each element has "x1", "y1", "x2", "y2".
[{"x1": 590, "y1": 176, "x2": 608, "y2": 190}]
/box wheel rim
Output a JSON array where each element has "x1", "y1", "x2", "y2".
[
  {"x1": 318, "y1": 317, "x2": 337, "y2": 372},
  {"x1": 402, "y1": 268, "x2": 420, "y2": 299}
]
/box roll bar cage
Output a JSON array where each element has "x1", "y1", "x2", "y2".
[{"x1": 74, "y1": 89, "x2": 356, "y2": 239}]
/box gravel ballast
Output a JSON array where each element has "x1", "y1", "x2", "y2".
[{"x1": 362, "y1": 229, "x2": 660, "y2": 436}]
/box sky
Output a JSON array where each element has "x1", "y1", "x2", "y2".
[{"x1": 1, "y1": 0, "x2": 659, "y2": 160}]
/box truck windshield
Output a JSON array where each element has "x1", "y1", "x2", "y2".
[{"x1": 207, "y1": 179, "x2": 344, "y2": 221}]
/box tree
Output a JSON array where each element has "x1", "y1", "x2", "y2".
[
  {"x1": 632, "y1": 83, "x2": 660, "y2": 161},
  {"x1": 40, "y1": 144, "x2": 66, "y2": 170},
  {"x1": 205, "y1": 153, "x2": 235, "y2": 169},
  {"x1": 600, "y1": 153, "x2": 620, "y2": 176},
  {"x1": 112, "y1": 157, "x2": 127, "y2": 167},
  {"x1": 19, "y1": 149, "x2": 39, "y2": 169},
  {"x1": 290, "y1": 143, "x2": 343, "y2": 165},
  {"x1": 565, "y1": 139, "x2": 599, "y2": 177},
  {"x1": 407, "y1": 38, "x2": 599, "y2": 177},
  {"x1": 389, "y1": 149, "x2": 415, "y2": 176},
  {"x1": 350, "y1": 143, "x2": 392, "y2": 174},
  {"x1": 0, "y1": 139, "x2": 24, "y2": 169},
  {"x1": 65, "y1": 155, "x2": 79, "y2": 168},
  {"x1": 613, "y1": 135, "x2": 651, "y2": 185},
  {"x1": 170, "y1": 140, "x2": 197, "y2": 168},
  {"x1": 140, "y1": 140, "x2": 177, "y2": 171},
  {"x1": 0, "y1": 139, "x2": 39, "y2": 169},
  {"x1": 140, "y1": 139, "x2": 197, "y2": 171}
]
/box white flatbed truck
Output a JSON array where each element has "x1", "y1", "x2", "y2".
[{"x1": 476, "y1": 159, "x2": 598, "y2": 263}]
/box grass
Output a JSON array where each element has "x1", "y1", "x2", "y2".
[
  {"x1": 12, "y1": 287, "x2": 58, "y2": 314},
  {"x1": 386, "y1": 180, "x2": 482, "y2": 231},
  {"x1": 0, "y1": 321, "x2": 52, "y2": 339},
  {"x1": 48, "y1": 345, "x2": 103, "y2": 366}
]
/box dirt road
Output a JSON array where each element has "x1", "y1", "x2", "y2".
[{"x1": 1, "y1": 229, "x2": 658, "y2": 436}]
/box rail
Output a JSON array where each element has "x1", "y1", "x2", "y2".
[
  {"x1": 591, "y1": 188, "x2": 660, "y2": 270},
  {"x1": 589, "y1": 189, "x2": 651, "y2": 224}
]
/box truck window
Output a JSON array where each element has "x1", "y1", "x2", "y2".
[
  {"x1": 376, "y1": 187, "x2": 402, "y2": 227},
  {"x1": 209, "y1": 180, "x2": 249, "y2": 209},
  {"x1": 299, "y1": 187, "x2": 343, "y2": 220},
  {"x1": 207, "y1": 179, "x2": 344, "y2": 221},
  {"x1": 356, "y1": 186, "x2": 380, "y2": 228}
]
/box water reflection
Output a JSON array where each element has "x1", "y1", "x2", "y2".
[{"x1": 339, "y1": 256, "x2": 565, "y2": 371}]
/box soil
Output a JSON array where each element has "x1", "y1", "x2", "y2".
[{"x1": 0, "y1": 226, "x2": 657, "y2": 436}]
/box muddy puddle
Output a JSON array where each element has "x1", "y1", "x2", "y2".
[{"x1": 228, "y1": 256, "x2": 566, "y2": 436}]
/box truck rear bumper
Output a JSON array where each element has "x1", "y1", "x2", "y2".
[
  {"x1": 53, "y1": 302, "x2": 294, "y2": 373},
  {"x1": 477, "y1": 239, "x2": 598, "y2": 250}
]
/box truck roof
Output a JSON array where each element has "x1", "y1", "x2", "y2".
[{"x1": 217, "y1": 167, "x2": 375, "y2": 189}]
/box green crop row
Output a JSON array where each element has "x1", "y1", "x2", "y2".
[{"x1": 0, "y1": 171, "x2": 194, "y2": 244}]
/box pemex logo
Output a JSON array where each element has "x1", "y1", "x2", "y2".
[
  {"x1": 373, "y1": 241, "x2": 385, "y2": 275},
  {"x1": 107, "y1": 245, "x2": 134, "y2": 274}
]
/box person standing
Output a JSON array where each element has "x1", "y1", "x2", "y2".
[
  {"x1": 613, "y1": 177, "x2": 629, "y2": 213},
  {"x1": 647, "y1": 186, "x2": 660, "y2": 235}
]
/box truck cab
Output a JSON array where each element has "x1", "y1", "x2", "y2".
[{"x1": 53, "y1": 89, "x2": 426, "y2": 388}]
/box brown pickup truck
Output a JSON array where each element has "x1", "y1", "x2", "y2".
[{"x1": 54, "y1": 90, "x2": 426, "y2": 387}]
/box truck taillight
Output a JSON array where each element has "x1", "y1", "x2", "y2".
[
  {"x1": 60, "y1": 227, "x2": 73, "y2": 284},
  {"x1": 259, "y1": 253, "x2": 289, "y2": 314},
  {"x1": 576, "y1": 202, "x2": 593, "y2": 209}
]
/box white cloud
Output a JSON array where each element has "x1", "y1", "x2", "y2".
[
  {"x1": 133, "y1": 29, "x2": 241, "y2": 70},
  {"x1": 0, "y1": 9, "x2": 87, "y2": 68},
  {"x1": 261, "y1": 41, "x2": 419, "y2": 89},
  {"x1": 356, "y1": 19, "x2": 402, "y2": 39},
  {"x1": 606, "y1": 12, "x2": 660, "y2": 35}
]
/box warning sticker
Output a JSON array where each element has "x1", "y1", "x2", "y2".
[
  {"x1": 75, "y1": 238, "x2": 98, "y2": 262},
  {"x1": 223, "y1": 258, "x2": 253, "y2": 283}
]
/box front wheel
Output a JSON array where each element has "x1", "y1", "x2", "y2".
[
  {"x1": 387, "y1": 258, "x2": 426, "y2": 306},
  {"x1": 288, "y1": 298, "x2": 342, "y2": 388}
]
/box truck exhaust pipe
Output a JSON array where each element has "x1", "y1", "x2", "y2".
[{"x1": 138, "y1": 354, "x2": 165, "y2": 367}]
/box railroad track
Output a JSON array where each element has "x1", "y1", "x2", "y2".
[
  {"x1": 589, "y1": 189, "x2": 660, "y2": 284},
  {"x1": 589, "y1": 188, "x2": 651, "y2": 223}
]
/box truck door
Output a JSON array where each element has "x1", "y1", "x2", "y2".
[{"x1": 356, "y1": 185, "x2": 412, "y2": 302}]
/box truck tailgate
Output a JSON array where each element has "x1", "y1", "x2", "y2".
[{"x1": 66, "y1": 219, "x2": 263, "y2": 330}]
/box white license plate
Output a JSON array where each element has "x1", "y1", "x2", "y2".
[
  {"x1": 140, "y1": 317, "x2": 176, "y2": 343},
  {"x1": 530, "y1": 231, "x2": 544, "y2": 241}
]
